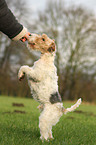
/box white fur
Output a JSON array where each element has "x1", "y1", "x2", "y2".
[
  {"x1": 18, "y1": 44, "x2": 82, "y2": 141},
  {"x1": 18, "y1": 53, "x2": 58, "y2": 104}
]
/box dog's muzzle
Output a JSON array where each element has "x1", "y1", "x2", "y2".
[{"x1": 48, "y1": 43, "x2": 56, "y2": 52}]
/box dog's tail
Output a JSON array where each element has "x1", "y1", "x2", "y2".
[{"x1": 63, "y1": 98, "x2": 82, "y2": 114}]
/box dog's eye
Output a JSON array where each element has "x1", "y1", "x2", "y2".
[
  {"x1": 31, "y1": 43, "x2": 35, "y2": 45},
  {"x1": 42, "y1": 38, "x2": 45, "y2": 41}
]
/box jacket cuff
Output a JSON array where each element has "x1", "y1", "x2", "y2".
[{"x1": 12, "y1": 27, "x2": 27, "y2": 41}]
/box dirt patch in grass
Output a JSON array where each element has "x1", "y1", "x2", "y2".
[
  {"x1": 74, "y1": 110, "x2": 96, "y2": 117},
  {"x1": 2, "y1": 111, "x2": 11, "y2": 114},
  {"x1": 14, "y1": 110, "x2": 26, "y2": 114},
  {"x1": 12, "y1": 103, "x2": 24, "y2": 107},
  {"x1": 3, "y1": 110, "x2": 26, "y2": 114},
  {"x1": 67, "y1": 116, "x2": 75, "y2": 120}
]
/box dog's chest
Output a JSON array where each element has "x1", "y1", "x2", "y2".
[{"x1": 28, "y1": 55, "x2": 58, "y2": 103}]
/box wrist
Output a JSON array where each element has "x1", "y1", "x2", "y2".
[{"x1": 12, "y1": 27, "x2": 28, "y2": 41}]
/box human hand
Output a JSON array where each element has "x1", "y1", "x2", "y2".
[{"x1": 20, "y1": 32, "x2": 32, "y2": 42}]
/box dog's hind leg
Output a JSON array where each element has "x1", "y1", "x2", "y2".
[
  {"x1": 39, "y1": 106, "x2": 54, "y2": 140},
  {"x1": 39, "y1": 120, "x2": 50, "y2": 140},
  {"x1": 39, "y1": 104, "x2": 62, "y2": 140},
  {"x1": 39, "y1": 113, "x2": 50, "y2": 140},
  {"x1": 49, "y1": 129, "x2": 54, "y2": 139}
]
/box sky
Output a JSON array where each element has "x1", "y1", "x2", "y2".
[
  {"x1": 67, "y1": 0, "x2": 96, "y2": 13},
  {"x1": 27, "y1": 0, "x2": 96, "y2": 14}
]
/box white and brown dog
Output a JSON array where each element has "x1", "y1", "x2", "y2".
[{"x1": 18, "y1": 34, "x2": 81, "y2": 141}]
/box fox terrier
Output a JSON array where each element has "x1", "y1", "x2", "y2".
[{"x1": 18, "y1": 34, "x2": 81, "y2": 141}]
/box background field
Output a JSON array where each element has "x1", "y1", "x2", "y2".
[{"x1": 0, "y1": 96, "x2": 96, "y2": 145}]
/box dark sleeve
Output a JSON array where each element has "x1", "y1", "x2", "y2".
[{"x1": 0, "y1": 0, "x2": 23, "y2": 39}]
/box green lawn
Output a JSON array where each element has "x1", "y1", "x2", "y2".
[{"x1": 0, "y1": 96, "x2": 96, "y2": 145}]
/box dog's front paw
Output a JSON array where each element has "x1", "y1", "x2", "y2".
[{"x1": 18, "y1": 71, "x2": 25, "y2": 81}]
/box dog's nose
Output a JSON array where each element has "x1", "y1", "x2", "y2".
[
  {"x1": 48, "y1": 43, "x2": 56, "y2": 52},
  {"x1": 52, "y1": 43, "x2": 55, "y2": 51},
  {"x1": 51, "y1": 42, "x2": 56, "y2": 51}
]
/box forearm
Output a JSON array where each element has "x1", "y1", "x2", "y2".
[
  {"x1": 18, "y1": 65, "x2": 42, "y2": 82},
  {"x1": 18, "y1": 66, "x2": 36, "y2": 79},
  {"x1": 0, "y1": 0, "x2": 27, "y2": 40}
]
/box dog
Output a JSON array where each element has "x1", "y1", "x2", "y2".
[{"x1": 18, "y1": 33, "x2": 81, "y2": 141}]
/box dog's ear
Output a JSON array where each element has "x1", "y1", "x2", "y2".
[{"x1": 42, "y1": 33, "x2": 47, "y2": 38}]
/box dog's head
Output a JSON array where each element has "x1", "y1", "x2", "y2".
[{"x1": 28, "y1": 34, "x2": 56, "y2": 54}]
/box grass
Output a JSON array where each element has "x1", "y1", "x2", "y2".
[{"x1": 0, "y1": 96, "x2": 96, "y2": 145}]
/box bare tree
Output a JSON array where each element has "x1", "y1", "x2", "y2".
[
  {"x1": 0, "y1": 0, "x2": 36, "y2": 74},
  {"x1": 1, "y1": 0, "x2": 96, "y2": 100},
  {"x1": 0, "y1": 0, "x2": 36, "y2": 97},
  {"x1": 35, "y1": 0, "x2": 96, "y2": 100}
]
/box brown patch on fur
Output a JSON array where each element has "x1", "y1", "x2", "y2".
[
  {"x1": 12, "y1": 103, "x2": 24, "y2": 107},
  {"x1": 19, "y1": 72, "x2": 25, "y2": 81}
]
